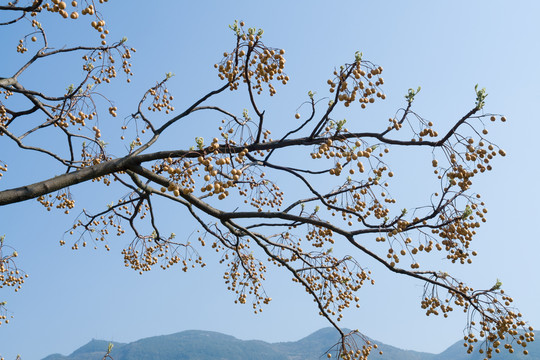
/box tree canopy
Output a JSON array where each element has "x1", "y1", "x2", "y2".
[{"x1": 0, "y1": 1, "x2": 534, "y2": 359}]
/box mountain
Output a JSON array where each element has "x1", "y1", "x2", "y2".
[
  {"x1": 273, "y1": 327, "x2": 435, "y2": 360},
  {"x1": 42, "y1": 340, "x2": 126, "y2": 360},
  {"x1": 41, "y1": 328, "x2": 538, "y2": 360}
]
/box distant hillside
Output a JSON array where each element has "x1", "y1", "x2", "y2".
[
  {"x1": 43, "y1": 340, "x2": 126, "y2": 360},
  {"x1": 41, "y1": 328, "x2": 539, "y2": 360}
]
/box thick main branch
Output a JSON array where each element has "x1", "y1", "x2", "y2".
[
  {"x1": 0, "y1": 121, "x2": 463, "y2": 206},
  {"x1": 0, "y1": 157, "x2": 138, "y2": 205}
]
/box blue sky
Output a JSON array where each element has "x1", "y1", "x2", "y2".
[{"x1": 1, "y1": 1, "x2": 540, "y2": 359}]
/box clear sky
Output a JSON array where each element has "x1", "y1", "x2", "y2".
[{"x1": 1, "y1": 1, "x2": 540, "y2": 360}]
